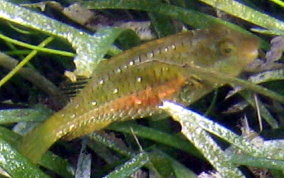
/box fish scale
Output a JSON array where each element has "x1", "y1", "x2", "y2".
[
  {"x1": 62, "y1": 62, "x2": 188, "y2": 137},
  {"x1": 18, "y1": 25, "x2": 259, "y2": 163}
]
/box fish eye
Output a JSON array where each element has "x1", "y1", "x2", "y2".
[{"x1": 218, "y1": 41, "x2": 235, "y2": 56}]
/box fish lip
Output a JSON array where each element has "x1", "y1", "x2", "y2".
[{"x1": 246, "y1": 49, "x2": 259, "y2": 61}]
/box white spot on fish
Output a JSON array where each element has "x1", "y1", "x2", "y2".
[
  {"x1": 99, "y1": 79, "x2": 104, "y2": 85},
  {"x1": 162, "y1": 67, "x2": 169, "y2": 71},
  {"x1": 134, "y1": 56, "x2": 141, "y2": 64},
  {"x1": 119, "y1": 111, "x2": 125, "y2": 118},
  {"x1": 56, "y1": 131, "x2": 64, "y2": 137},
  {"x1": 116, "y1": 68, "x2": 121, "y2": 73},
  {"x1": 147, "y1": 52, "x2": 154, "y2": 58},
  {"x1": 113, "y1": 88, "x2": 118, "y2": 94},
  {"x1": 135, "y1": 99, "x2": 142, "y2": 105},
  {"x1": 137, "y1": 77, "x2": 142, "y2": 82},
  {"x1": 154, "y1": 48, "x2": 161, "y2": 55},
  {"x1": 69, "y1": 124, "x2": 75, "y2": 130}
]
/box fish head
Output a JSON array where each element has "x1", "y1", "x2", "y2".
[{"x1": 187, "y1": 25, "x2": 259, "y2": 76}]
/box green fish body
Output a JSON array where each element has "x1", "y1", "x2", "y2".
[{"x1": 18, "y1": 25, "x2": 259, "y2": 163}]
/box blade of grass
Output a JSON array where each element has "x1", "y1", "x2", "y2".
[
  {"x1": 0, "y1": 126, "x2": 74, "y2": 177},
  {"x1": 148, "y1": 150, "x2": 196, "y2": 178},
  {"x1": 89, "y1": 131, "x2": 195, "y2": 177},
  {"x1": 0, "y1": 107, "x2": 52, "y2": 124},
  {"x1": 75, "y1": 140, "x2": 91, "y2": 178},
  {"x1": 103, "y1": 152, "x2": 149, "y2": 178},
  {"x1": 82, "y1": 0, "x2": 253, "y2": 33},
  {"x1": 271, "y1": 170, "x2": 284, "y2": 178},
  {"x1": 229, "y1": 154, "x2": 284, "y2": 170},
  {"x1": 199, "y1": 0, "x2": 284, "y2": 34},
  {"x1": 41, "y1": 152, "x2": 74, "y2": 178},
  {"x1": 0, "y1": 1, "x2": 136, "y2": 77},
  {"x1": 162, "y1": 101, "x2": 284, "y2": 162},
  {"x1": 87, "y1": 138, "x2": 122, "y2": 164},
  {"x1": 82, "y1": 0, "x2": 267, "y2": 47},
  {"x1": 108, "y1": 122, "x2": 203, "y2": 159},
  {"x1": 0, "y1": 137, "x2": 49, "y2": 178},
  {"x1": 88, "y1": 132, "x2": 134, "y2": 157},
  {"x1": 161, "y1": 101, "x2": 244, "y2": 177},
  {"x1": 148, "y1": 12, "x2": 177, "y2": 38},
  {"x1": 248, "y1": 69, "x2": 284, "y2": 83},
  {"x1": 161, "y1": 101, "x2": 279, "y2": 158},
  {"x1": 251, "y1": 28, "x2": 284, "y2": 36}
]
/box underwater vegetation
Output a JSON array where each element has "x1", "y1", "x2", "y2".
[{"x1": 0, "y1": 0, "x2": 283, "y2": 177}]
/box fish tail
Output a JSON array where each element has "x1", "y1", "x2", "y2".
[{"x1": 18, "y1": 115, "x2": 64, "y2": 164}]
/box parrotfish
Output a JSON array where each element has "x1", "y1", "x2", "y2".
[{"x1": 18, "y1": 25, "x2": 259, "y2": 163}]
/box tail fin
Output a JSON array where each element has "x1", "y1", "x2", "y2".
[{"x1": 18, "y1": 115, "x2": 64, "y2": 163}]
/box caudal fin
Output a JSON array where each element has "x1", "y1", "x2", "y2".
[{"x1": 18, "y1": 116, "x2": 64, "y2": 163}]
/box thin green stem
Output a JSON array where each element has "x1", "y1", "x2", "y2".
[
  {"x1": 0, "y1": 33, "x2": 75, "y2": 57},
  {"x1": 205, "y1": 89, "x2": 218, "y2": 116},
  {"x1": 0, "y1": 37, "x2": 53, "y2": 87},
  {"x1": 4, "y1": 50, "x2": 31, "y2": 56},
  {"x1": 269, "y1": 0, "x2": 284, "y2": 7}
]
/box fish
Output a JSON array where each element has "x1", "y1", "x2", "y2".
[{"x1": 18, "y1": 24, "x2": 259, "y2": 163}]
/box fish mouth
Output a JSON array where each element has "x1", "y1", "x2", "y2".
[{"x1": 245, "y1": 49, "x2": 259, "y2": 61}]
